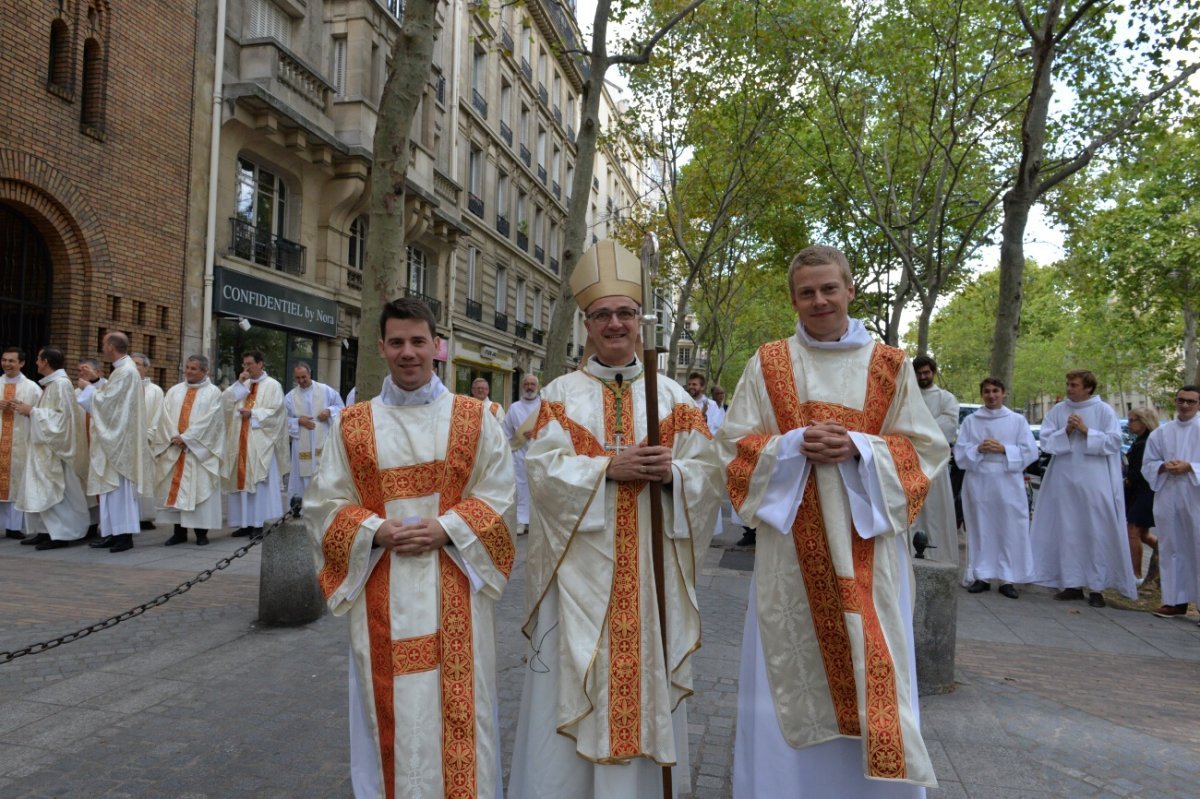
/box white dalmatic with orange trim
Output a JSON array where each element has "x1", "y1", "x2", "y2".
[
  {"x1": 307, "y1": 381, "x2": 515, "y2": 799},
  {"x1": 0, "y1": 372, "x2": 42, "y2": 531},
  {"x1": 509, "y1": 357, "x2": 723, "y2": 799},
  {"x1": 221, "y1": 373, "x2": 286, "y2": 526},
  {"x1": 716, "y1": 322, "x2": 948, "y2": 797},
  {"x1": 152, "y1": 378, "x2": 225, "y2": 529}
]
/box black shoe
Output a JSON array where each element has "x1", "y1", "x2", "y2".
[
  {"x1": 83, "y1": 524, "x2": 100, "y2": 540},
  {"x1": 5, "y1": 529, "x2": 26, "y2": 540},
  {"x1": 1054, "y1": 587, "x2": 1085, "y2": 601},
  {"x1": 194, "y1": 529, "x2": 209, "y2": 546},
  {"x1": 139, "y1": 520, "x2": 156, "y2": 531},
  {"x1": 21, "y1": 533, "x2": 50, "y2": 547},
  {"x1": 999, "y1": 584, "x2": 1019, "y2": 599},
  {"x1": 967, "y1": 580, "x2": 991, "y2": 593},
  {"x1": 1087, "y1": 591, "x2": 1106, "y2": 608},
  {"x1": 89, "y1": 536, "x2": 115, "y2": 549},
  {"x1": 163, "y1": 525, "x2": 188, "y2": 546},
  {"x1": 109, "y1": 534, "x2": 134, "y2": 553},
  {"x1": 35, "y1": 539, "x2": 69, "y2": 551},
  {"x1": 231, "y1": 527, "x2": 252, "y2": 538},
  {"x1": 247, "y1": 526, "x2": 263, "y2": 539},
  {"x1": 736, "y1": 528, "x2": 757, "y2": 547}
]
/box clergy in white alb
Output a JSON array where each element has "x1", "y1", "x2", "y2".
[
  {"x1": 1142, "y1": 386, "x2": 1200, "y2": 616},
  {"x1": 509, "y1": 240, "x2": 723, "y2": 799},
  {"x1": 223, "y1": 350, "x2": 286, "y2": 535},
  {"x1": 501, "y1": 373, "x2": 541, "y2": 534},
  {"x1": 154, "y1": 356, "x2": 226, "y2": 545},
  {"x1": 470, "y1": 377, "x2": 505, "y2": 421},
  {"x1": 308, "y1": 298, "x2": 515, "y2": 799},
  {"x1": 954, "y1": 378, "x2": 1038, "y2": 596},
  {"x1": 1028, "y1": 370, "x2": 1137, "y2": 603},
  {"x1": 716, "y1": 246, "x2": 946, "y2": 798},
  {"x1": 910, "y1": 356, "x2": 960, "y2": 565},
  {"x1": 78, "y1": 333, "x2": 154, "y2": 552},
  {"x1": 284, "y1": 363, "x2": 344, "y2": 502},
  {"x1": 1, "y1": 348, "x2": 42, "y2": 538},
  {"x1": 134, "y1": 353, "x2": 166, "y2": 526},
  {"x1": 15, "y1": 347, "x2": 90, "y2": 546}
]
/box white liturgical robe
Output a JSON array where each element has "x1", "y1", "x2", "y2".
[
  {"x1": 501, "y1": 395, "x2": 541, "y2": 526},
  {"x1": 140, "y1": 378, "x2": 165, "y2": 522},
  {"x1": 1142, "y1": 416, "x2": 1200, "y2": 607},
  {"x1": 154, "y1": 379, "x2": 226, "y2": 530},
  {"x1": 954, "y1": 406, "x2": 1038, "y2": 586},
  {"x1": 307, "y1": 378, "x2": 515, "y2": 799},
  {"x1": 911, "y1": 385, "x2": 959, "y2": 564},
  {"x1": 19, "y1": 370, "x2": 90, "y2": 540},
  {"x1": 717, "y1": 322, "x2": 947, "y2": 796},
  {"x1": 79, "y1": 356, "x2": 153, "y2": 536},
  {"x1": 223, "y1": 373, "x2": 286, "y2": 526},
  {"x1": 285, "y1": 381, "x2": 343, "y2": 499},
  {"x1": 1, "y1": 373, "x2": 42, "y2": 531},
  {"x1": 1029, "y1": 396, "x2": 1136, "y2": 597},
  {"x1": 509, "y1": 357, "x2": 722, "y2": 799}
]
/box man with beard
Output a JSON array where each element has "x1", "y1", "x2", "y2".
[
  {"x1": 501, "y1": 373, "x2": 542, "y2": 537},
  {"x1": 910, "y1": 355, "x2": 960, "y2": 564}
]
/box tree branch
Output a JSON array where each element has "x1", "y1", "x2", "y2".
[{"x1": 609, "y1": 0, "x2": 707, "y2": 67}]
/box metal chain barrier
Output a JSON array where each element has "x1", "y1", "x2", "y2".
[{"x1": 0, "y1": 508, "x2": 298, "y2": 665}]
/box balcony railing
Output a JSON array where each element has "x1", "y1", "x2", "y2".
[
  {"x1": 553, "y1": 106, "x2": 562, "y2": 126},
  {"x1": 501, "y1": 26, "x2": 514, "y2": 53},
  {"x1": 534, "y1": 245, "x2": 545, "y2": 264},
  {"x1": 515, "y1": 320, "x2": 528, "y2": 339},
  {"x1": 229, "y1": 217, "x2": 306, "y2": 275},
  {"x1": 532, "y1": 328, "x2": 544, "y2": 345},
  {"x1": 517, "y1": 230, "x2": 528, "y2": 251},
  {"x1": 466, "y1": 298, "x2": 482, "y2": 321},
  {"x1": 405, "y1": 287, "x2": 442, "y2": 320},
  {"x1": 567, "y1": 124, "x2": 575, "y2": 143},
  {"x1": 494, "y1": 311, "x2": 508, "y2": 332},
  {"x1": 552, "y1": 181, "x2": 561, "y2": 200},
  {"x1": 593, "y1": 176, "x2": 599, "y2": 191},
  {"x1": 549, "y1": 256, "x2": 559, "y2": 274},
  {"x1": 472, "y1": 89, "x2": 488, "y2": 118},
  {"x1": 519, "y1": 144, "x2": 531, "y2": 167},
  {"x1": 537, "y1": 165, "x2": 547, "y2": 184},
  {"x1": 538, "y1": 83, "x2": 548, "y2": 106},
  {"x1": 500, "y1": 121, "x2": 513, "y2": 147},
  {"x1": 521, "y1": 58, "x2": 532, "y2": 82},
  {"x1": 496, "y1": 214, "x2": 510, "y2": 236},
  {"x1": 468, "y1": 192, "x2": 485, "y2": 218},
  {"x1": 347, "y1": 268, "x2": 362, "y2": 291},
  {"x1": 435, "y1": 74, "x2": 445, "y2": 104}
]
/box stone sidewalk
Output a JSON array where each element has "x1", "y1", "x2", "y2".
[{"x1": 1, "y1": 518, "x2": 1198, "y2": 798}]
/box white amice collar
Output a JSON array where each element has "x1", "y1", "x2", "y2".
[
  {"x1": 974, "y1": 406, "x2": 1012, "y2": 419},
  {"x1": 187, "y1": 378, "x2": 211, "y2": 389},
  {"x1": 380, "y1": 373, "x2": 447, "y2": 407},
  {"x1": 2, "y1": 374, "x2": 23, "y2": 383},
  {"x1": 585, "y1": 355, "x2": 643, "y2": 384},
  {"x1": 40, "y1": 369, "x2": 67, "y2": 386},
  {"x1": 795, "y1": 317, "x2": 873, "y2": 350},
  {"x1": 113, "y1": 355, "x2": 130, "y2": 368},
  {"x1": 1064, "y1": 395, "x2": 1102, "y2": 409}
]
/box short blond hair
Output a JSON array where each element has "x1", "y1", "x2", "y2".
[
  {"x1": 1128, "y1": 407, "x2": 1158, "y2": 433},
  {"x1": 788, "y1": 245, "x2": 852, "y2": 290}
]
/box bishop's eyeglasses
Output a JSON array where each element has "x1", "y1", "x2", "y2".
[{"x1": 585, "y1": 307, "x2": 640, "y2": 324}]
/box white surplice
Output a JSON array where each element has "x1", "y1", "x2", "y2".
[
  {"x1": 910, "y1": 385, "x2": 960, "y2": 564},
  {"x1": 285, "y1": 381, "x2": 344, "y2": 499},
  {"x1": 1028, "y1": 396, "x2": 1136, "y2": 597},
  {"x1": 223, "y1": 373, "x2": 286, "y2": 526},
  {"x1": 954, "y1": 406, "x2": 1038, "y2": 586},
  {"x1": 509, "y1": 357, "x2": 722, "y2": 799},
  {"x1": 1, "y1": 373, "x2": 42, "y2": 532},
  {"x1": 18, "y1": 370, "x2": 90, "y2": 540},
  {"x1": 153, "y1": 379, "x2": 226, "y2": 530},
  {"x1": 140, "y1": 379, "x2": 166, "y2": 522},
  {"x1": 1142, "y1": 416, "x2": 1200, "y2": 606},
  {"x1": 716, "y1": 321, "x2": 947, "y2": 796},
  {"x1": 501, "y1": 395, "x2": 541, "y2": 525},
  {"x1": 78, "y1": 356, "x2": 153, "y2": 536},
  {"x1": 307, "y1": 375, "x2": 515, "y2": 799}
]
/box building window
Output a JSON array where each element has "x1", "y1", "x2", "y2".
[
  {"x1": 331, "y1": 37, "x2": 347, "y2": 97},
  {"x1": 348, "y1": 216, "x2": 367, "y2": 270},
  {"x1": 495, "y1": 266, "x2": 507, "y2": 313},
  {"x1": 48, "y1": 18, "x2": 73, "y2": 97},
  {"x1": 79, "y1": 2, "x2": 109, "y2": 140},
  {"x1": 407, "y1": 246, "x2": 428, "y2": 294},
  {"x1": 533, "y1": 287, "x2": 543, "y2": 329},
  {"x1": 233, "y1": 156, "x2": 292, "y2": 269},
  {"x1": 385, "y1": 0, "x2": 405, "y2": 23},
  {"x1": 248, "y1": 0, "x2": 291, "y2": 46},
  {"x1": 467, "y1": 247, "x2": 478, "y2": 300},
  {"x1": 516, "y1": 278, "x2": 527, "y2": 323}
]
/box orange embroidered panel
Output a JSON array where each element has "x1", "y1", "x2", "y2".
[
  {"x1": 392, "y1": 633, "x2": 441, "y2": 676},
  {"x1": 439, "y1": 551, "x2": 477, "y2": 799},
  {"x1": 727, "y1": 434, "x2": 769, "y2": 512},
  {"x1": 453, "y1": 496, "x2": 514, "y2": 578},
  {"x1": 883, "y1": 435, "x2": 930, "y2": 526},
  {"x1": 657, "y1": 402, "x2": 712, "y2": 445},
  {"x1": 235, "y1": 381, "x2": 258, "y2": 491},
  {"x1": 608, "y1": 481, "x2": 642, "y2": 758},
  {"x1": 165, "y1": 387, "x2": 199, "y2": 508},
  {"x1": 0, "y1": 383, "x2": 15, "y2": 500},
  {"x1": 365, "y1": 554, "x2": 397, "y2": 799},
  {"x1": 530, "y1": 399, "x2": 605, "y2": 457},
  {"x1": 319, "y1": 505, "x2": 374, "y2": 600},
  {"x1": 378, "y1": 461, "x2": 442, "y2": 502}
]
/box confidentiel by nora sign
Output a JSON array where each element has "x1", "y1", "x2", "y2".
[{"x1": 214, "y1": 266, "x2": 338, "y2": 337}]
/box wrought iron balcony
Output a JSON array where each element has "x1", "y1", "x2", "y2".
[
  {"x1": 500, "y1": 121, "x2": 513, "y2": 147},
  {"x1": 515, "y1": 320, "x2": 528, "y2": 339},
  {"x1": 435, "y1": 74, "x2": 445, "y2": 104},
  {"x1": 553, "y1": 106, "x2": 562, "y2": 126},
  {"x1": 501, "y1": 26, "x2": 514, "y2": 53},
  {"x1": 466, "y1": 297, "x2": 482, "y2": 321},
  {"x1": 567, "y1": 124, "x2": 575, "y2": 144},
  {"x1": 537, "y1": 165, "x2": 547, "y2": 184},
  {"x1": 519, "y1": 144, "x2": 531, "y2": 167},
  {"x1": 538, "y1": 84, "x2": 548, "y2": 106},
  {"x1": 593, "y1": 176, "x2": 599, "y2": 191},
  {"x1": 521, "y1": 58, "x2": 532, "y2": 82},
  {"x1": 534, "y1": 245, "x2": 545, "y2": 264},
  {"x1": 472, "y1": 89, "x2": 488, "y2": 118},
  {"x1": 552, "y1": 181, "x2": 561, "y2": 200},
  {"x1": 468, "y1": 192, "x2": 484, "y2": 218},
  {"x1": 532, "y1": 328, "x2": 544, "y2": 345},
  {"x1": 549, "y1": 256, "x2": 559, "y2": 274},
  {"x1": 229, "y1": 217, "x2": 306, "y2": 275},
  {"x1": 496, "y1": 214, "x2": 510, "y2": 236},
  {"x1": 517, "y1": 230, "x2": 528, "y2": 251},
  {"x1": 494, "y1": 311, "x2": 508, "y2": 332},
  {"x1": 404, "y1": 287, "x2": 442, "y2": 320}
]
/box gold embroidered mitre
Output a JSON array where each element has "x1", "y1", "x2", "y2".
[{"x1": 570, "y1": 239, "x2": 643, "y2": 311}]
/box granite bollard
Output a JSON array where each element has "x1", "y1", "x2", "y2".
[
  {"x1": 912, "y1": 557, "x2": 957, "y2": 695},
  {"x1": 258, "y1": 513, "x2": 325, "y2": 626}
]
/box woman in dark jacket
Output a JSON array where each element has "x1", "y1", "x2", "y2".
[{"x1": 1125, "y1": 407, "x2": 1159, "y2": 585}]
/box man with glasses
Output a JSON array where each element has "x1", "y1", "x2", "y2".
[
  {"x1": 509, "y1": 240, "x2": 722, "y2": 798},
  {"x1": 1144, "y1": 386, "x2": 1200, "y2": 620}
]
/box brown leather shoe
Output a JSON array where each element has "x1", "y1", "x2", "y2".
[{"x1": 1152, "y1": 604, "x2": 1188, "y2": 618}]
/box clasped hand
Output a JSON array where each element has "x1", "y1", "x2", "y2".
[
  {"x1": 977, "y1": 438, "x2": 1006, "y2": 455},
  {"x1": 373, "y1": 517, "x2": 449, "y2": 555},
  {"x1": 1162, "y1": 459, "x2": 1194, "y2": 476},
  {"x1": 1065, "y1": 413, "x2": 1089, "y2": 435},
  {"x1": 802, "y1": 422, "x2": 858, "y2": 464},
  {"x1": 607, "y1": 444, "x2": 673, "y2": 483}
]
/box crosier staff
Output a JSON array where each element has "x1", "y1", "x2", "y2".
[{"x1": 639, "y1": 233, "x2": 672, "y2": 799}]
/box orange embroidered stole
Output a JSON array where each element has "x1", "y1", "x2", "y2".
[
  {"x1": 755, "y1": 338, "x2": 925, "y2": 780},
  {"x1": 235, "y1": 381, "x2": 258, "y2": 491},
  {"x1": 0, "y1": 383, "x2": 14, "y2": 500},
  {"x1": 165, "y1": 388, "x2": 199, "y2": 507}
]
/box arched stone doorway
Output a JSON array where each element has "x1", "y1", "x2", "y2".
[{"x1": 0, "y1": 204, "x2": 53, "y2": 380}]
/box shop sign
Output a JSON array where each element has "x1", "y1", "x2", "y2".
[{"x1": 214, "y1": 266, "x2": 337, "y2": 337}]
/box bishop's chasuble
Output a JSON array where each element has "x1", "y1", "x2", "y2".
[
  {"x1": 509, "y1": 358, "x2": 722, "y2": 799},
  {"x1": 153, "y1": 379, "x2": 226, "y2": 529},
  {"x1": 1, "y1": 373, "x2": 42, "y2": 530},
  {"x1": 19, "y1": 369, "x2": 90, "y2": 540},
  {"x1": 308, "y1": 387, "x2": 515, "y2": 799},
  {"x1": 718, "y1": 325, "x2": 946, "y2": 796},
  {"x1": 82, "y1": 356, "x2": 153, "y2": 533}
]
